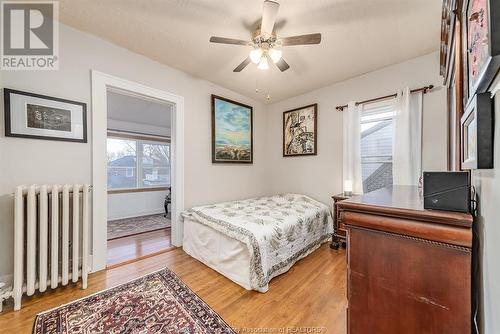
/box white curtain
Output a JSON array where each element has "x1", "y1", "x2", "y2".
[
  {"x1": 393, "y1": 88, "x2": 423, "y2": 186},
  {"x1": 343, "y1": 101, "x2": 363, "y2": 194}
]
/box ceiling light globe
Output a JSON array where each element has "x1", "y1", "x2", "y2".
[
  {"x1": 249, "y1": 48, "x2": 263, "y2": 64},
  {"x1": 269, "y1": 48, "x2": 282, "y2": 64},
  {"x1": 257, "y1": 56, "x2": 269, "y2": 70}
]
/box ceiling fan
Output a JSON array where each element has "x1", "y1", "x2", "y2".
[{"x1": 209, "y1": 0, "x2": 321, "y2": 72}]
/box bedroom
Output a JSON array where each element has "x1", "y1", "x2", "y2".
[{"x1": 0, "y1": 0, "x2": 498, "y2": 333}]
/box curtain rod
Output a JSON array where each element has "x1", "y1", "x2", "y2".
[{"x1": 335, "y1": 85, "x2": 434, "y2": 112}]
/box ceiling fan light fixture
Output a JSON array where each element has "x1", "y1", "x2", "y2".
[
  {"x1": 257, "y1": 56, "x2": 269, "y2": 70},
  {"x1": 249, "y1": 48, "x2": 263, "y2": 64},
  {"x1": 211, "y1": 1, "x2": 322, "y2": 73},
  {"x1": 269, "y1": 48, "x2": 282, "y2": 64}
]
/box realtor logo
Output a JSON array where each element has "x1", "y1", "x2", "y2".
[{"x1": 1, "y1": 1, "x2": 59, "y2": 70}]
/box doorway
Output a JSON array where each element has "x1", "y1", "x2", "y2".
[
  {"x1": 91, "y1": 71, "x2": 184, "y2": 272},
  {"x1": 106, "y1": 91, "x2": 173, "y2": 266}
]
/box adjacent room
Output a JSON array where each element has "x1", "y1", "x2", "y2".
[
  {"x1": 0, "y1": 0, "x2": 499, "y2": 334},
  {"x1": 106, "y1": 90, "x2": 173, "y2": 266}
]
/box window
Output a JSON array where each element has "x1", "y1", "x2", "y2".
[
  {"x1": 360, "y1": 99, "x2": 395, "y2": 193},
  {"x1": 107, "y1": 138, "x2": 137, "y2": 189},
  {"x1": 107, "y1": 135, "x2": 170, "y2": 190},
  {"x1": 141, "y1": 142, "x2": 170, "y2": 187}
]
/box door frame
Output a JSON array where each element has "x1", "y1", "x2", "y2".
[{"x1": 91, "y1": 70, "x2": 185, "y2": 272}]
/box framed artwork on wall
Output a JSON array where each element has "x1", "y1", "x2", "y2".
[
  {"x1": 448, "y1": 75, "x2": 463, "y2": 171},
  {"x1": 283, "y1": 104, "x2": 317, "y2": 157},
  {"x1": 462, "y1": 0, "x2": 500, "y2": 104},
  {"x1": 441, "y1": 0, "x2": 465, "y2": 171},
  {"x1": 460, "y1": 93, "x2": 493, "y2": 169},
  {"x1": 4, "y1": 88, "x2": 87, "y2": 143},
  {"x1": 211, "y1": 95, "x2": 253, "y2": 164}
]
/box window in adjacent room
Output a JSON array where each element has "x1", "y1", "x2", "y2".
[
  {"x1": 107, "y1": 135, "x2": 170, "y2": 190},
  {"x1": 141, "y1": 141, "x2": 170, "y2": 187},
  {"x1": 360, "y1": 99, "x2": 395, "y2": 193}
]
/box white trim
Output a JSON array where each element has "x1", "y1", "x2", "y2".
[
  {"x1": 107, "y1": 209, "x2": 168, "y2": 221},
  {"x1": 91, "y1": 70, "x2": 185, "y2": 272},
  {"x1": 107, "y1": 129, "x2": 171, "y2": 141}
]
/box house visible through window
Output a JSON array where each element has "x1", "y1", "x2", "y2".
[
  {"x1": 360, "y1": 99, "x2": 395, "y2": 193},
  {"x1": 125, "y1": 167, "x2": 134, "y2": 178},
  {"x1": 107, "y1": 136, "x2": 170, "y2": 190}
]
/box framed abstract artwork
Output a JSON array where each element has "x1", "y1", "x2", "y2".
[
  {"x1": 283, "y1": 104, "x2": 317, "y2": 157},
  {"x1": 211, "y1": 95, "x2": 253, "y2": 164},
  {"x1": 4, "y1": 88, "x2": 87, "y2": 143},
  {"x1": 462, "y1": 0, "x2": 500, "y2": 103},
  {"x1": 461, "y1": 93, "x2": 493, "y2": 169}
]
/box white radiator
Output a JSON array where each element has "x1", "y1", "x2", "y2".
[{"x1": 9, "y1": 184, "x2": 91, "y2": 311}]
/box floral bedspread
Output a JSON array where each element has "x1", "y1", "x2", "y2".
[{"x1": 182, "y1": 194, "x2": 333, "y2": 292}]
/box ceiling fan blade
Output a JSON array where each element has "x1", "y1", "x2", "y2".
[
  {"x1": 275, "y1": 58, "x2": 290, "y2": 72},
  {"x1": 209, "y1": 36, "x2": 250, "y2": 46},
  {"x1": 233, "y1": 57, "x2": 251, "y2": 72},
  {"x1": 280, "y1": 33, "x2": 322, "y2": 46},
  {"x1": 261, "y1": 0, "x2": 280, "y2": 36}
]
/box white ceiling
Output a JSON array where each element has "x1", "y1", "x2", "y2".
[
  {"x1": 107, "y1": 91, "x2": 172, "y2": 127},
  {"x1": 60, "y1": 0, "x2": 441, "y2": 103}
]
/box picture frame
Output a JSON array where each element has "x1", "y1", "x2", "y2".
[
  {"x1": 462, "y1": 0, "x2": 500, "y2": 105},
  {"x1": 440, "y1": 0, "x2": 464, "y2": 171},
  {"x1": 211, "y1": 95, "x2": 253, "y2": 164},
  {"x1": 4, "y1": 88, "x2": 87, "y2": 143},
  {"x1": 460, "y1": 92, "x2": 493, "y2": 169},
  {"x1": 447, "y1": 73, "x2": 463, "y2": 171},
  {"x1": 283, "y1": 104, "x2": 317, "y2": 157}
]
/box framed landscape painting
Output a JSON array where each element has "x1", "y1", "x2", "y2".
[
  {"x1": 283, "y1": 104, "x2": 317, "y2": 157},
  {"x1": 211, "y1": 95, "x2": 253, "y2": 164},
  {"x1": 4, "y1": 88, "x2": 87, "y2": 143}
]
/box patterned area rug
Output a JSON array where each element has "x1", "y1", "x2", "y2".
[
  {"x1": 107, "y1": 214, "x2": 171, "y2": 240},
  {"x1": 34, "y1": 268, "x2": 235, "y2": 334}
]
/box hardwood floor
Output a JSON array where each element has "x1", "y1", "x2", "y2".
[
  {"x1": 107, "y1": 227, "x2": 173, "y2": 267},
  {"x1": 0, "y1": 244, "x2": 347, "y2": 333}
]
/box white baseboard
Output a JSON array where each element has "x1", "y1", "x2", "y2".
[{"x1": 107, "y1": 209, "x2": 167, "y2": 221}]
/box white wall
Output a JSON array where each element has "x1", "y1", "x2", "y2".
[
  {"x1": 0, "y1": 24, "x2": 268, "y2": 279},
  {"x1": 108, "y1": 191, "x2": 168, "y2": 221},
  {"x1": 472, "y1": 76, "x2": 500, "y2": 334},
  {"x1": 264, "y1": 52, "x2": 447, "y2": 205}
]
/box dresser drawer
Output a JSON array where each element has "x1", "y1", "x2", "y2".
[{"x1": 347, "y1": 226, "x2": 471, "y2": 334}]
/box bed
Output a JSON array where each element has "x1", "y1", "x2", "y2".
[{"x1": 182, "y1": 193, "x2": 333, "y2": 292}]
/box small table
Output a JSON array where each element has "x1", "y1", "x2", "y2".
[
  {"x1": 164, "y1": 187, "x2": 171, "y2": 217},
  {"x1": 331, "y1": 193, "x2": 350, "y2": 249}
]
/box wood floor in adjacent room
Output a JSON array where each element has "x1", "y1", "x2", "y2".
[
  {"x1": 0, "y1": 244, "x2": 347, "y2": 334},
  {"x1": 107, "y1": 228, "x2": 173, "y2": 267}
]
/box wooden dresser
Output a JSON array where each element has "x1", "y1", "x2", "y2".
[
  {"x1": 337, "y1": 186, "x2": 473, "y2": 334},
  {"x1": 331, "y1": 193, "x2": 350, "y2": 249}
]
